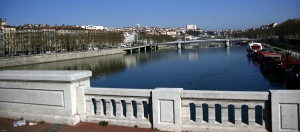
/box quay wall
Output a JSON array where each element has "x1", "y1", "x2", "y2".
[
  {"x1": 0, "y1": 49, "x2": 125, "y2": 68},
  {"x1": 0, "y1": 70, "x2": 299, "y2": 132}
]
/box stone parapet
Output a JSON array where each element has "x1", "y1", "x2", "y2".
[
  {"x1": 0, "y1": 70, "x2": 299, "y2": 131},
  {"x1": 0, "y1": 70, "x2": 91, "y2": 126}
]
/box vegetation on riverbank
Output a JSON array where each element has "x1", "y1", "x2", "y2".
[
  {"x1": 268, "y1": 43, "x2": 300, "y2": 52},
  {"x1": 234, "y1": 18, "x2": 300, "y2": 52},
  {"x1": 234, "y1": 18, "x2": 300, "y2": 40}
]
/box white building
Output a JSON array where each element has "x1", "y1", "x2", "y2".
[
  {"x1": 123, "y1": 32, "x2": 136, "y2": 46},
  {"x1": 136, "y1": 24, "x2": 140, "y2": 29},
  {"x1": 83, "y1": 25, "x2": 105, "y2": 30},
  {"x1": 186, "y1": 24, "x2": 196, "y2": 30},
  {"x1": 166, "y1": 31, "x2": 177, "y2": 36}
]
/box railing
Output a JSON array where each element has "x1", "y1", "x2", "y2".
[
  {"x1": 84, "y1": 88, "x2": 272, "y2": 131},
  {"x1": 181, "y1": 90, "x2": 271, "y2": 131},
  {"x1": 84, "y1": 88, "x2": 152, "y2": 128},
  {"x1": 0, "y1": 70, "x2": 299, "y2": 131}
]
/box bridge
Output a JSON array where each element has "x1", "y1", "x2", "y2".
[
  {"x1": 123, "y1": 38, "x2": 260, "y2": 53},
  {"x1": 0, "y1": 70, "x2": 299, "y2": 131}
]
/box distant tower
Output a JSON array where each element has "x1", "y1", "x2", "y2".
[{"x1": 136, "y1": 24, "x2": 140, "y2": 29}]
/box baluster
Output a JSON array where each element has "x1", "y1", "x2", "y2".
[
  {"x1": 221, "y1": 104, "x2": 228, "y2": 125},
  {"x1": 208, "y1": 103, "x2": 215, "y2": 124},
  {"x1": 196, "y1": 104, "x2": 202, "y2": 123},
  {"x1": 96, "y1": 99, "x2": 103, "y2": 117},
  {"x1": 86, "y1": 99, "x2": 95, "y2": 116},
  {"x1": 106, "y1": 100, "x2": 112, "y2": 117},
  {"x1": 181, "y1": 101, "x2": 190, "y2": 123},
  {"x1": 248, "y1": 106, "x2": 255, "y2": 126},
  {"x1": 137, "y1": 101, "x2": 144, "y2": 119},
  {"x1": 115, "y1": 100, "x2": 123, "y2": 118},
  {"x1": 126, "y1": 101, "x2": 133, "y2": 119},
  {"x1": 234, "y1": 104, "x2": 242, "y2": 125}
]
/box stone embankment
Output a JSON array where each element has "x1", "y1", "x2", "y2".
[{"x1": 0, "y1": 49, "x2": 125, "y2": 68}]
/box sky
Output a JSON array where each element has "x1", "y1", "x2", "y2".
[{"x1": 1, "y1": 0, "x2": 300, "y2": 31}]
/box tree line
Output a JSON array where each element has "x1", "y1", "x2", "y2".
[
  {"x1": 2, "y1": 30, "x2": 125, "y2": 57},
  {"x1": 1, "y1": 29, "x2": 179, "y2": 57},
  {"x1": 233, "y1": 18, "x2": 300, "y2": 44}
]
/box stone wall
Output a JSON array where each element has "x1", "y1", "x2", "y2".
[{"x1": 0, "y1": 49, "x2": 125, "y2": 68}]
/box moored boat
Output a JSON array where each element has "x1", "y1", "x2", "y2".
[
  {"x1": 246, "y1": 41, "x2": 263, "y2": 56},
  {"x1": 260, "y1": 53, "x2": 284, "y2": 74}
]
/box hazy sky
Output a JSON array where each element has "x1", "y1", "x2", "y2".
[{"x1": 1, "y1": 0, "x2": 300, "y2": 30}]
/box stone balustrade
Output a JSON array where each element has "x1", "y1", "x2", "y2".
[
  {"x1": 84, "y1": 88, "x2": 152, "y2": 128},
  {"x1": 0, "y1": 70, "x2": 299, "y2": 132},
  {"x1": 181, "y1": 90, "x2": 271, "y2": 131}
]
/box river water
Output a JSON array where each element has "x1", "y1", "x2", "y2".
[{"x1": 0, "y1": 42, "x2": 286, "y2": 91}]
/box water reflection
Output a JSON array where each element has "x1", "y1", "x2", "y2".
[
  {"x1": 0, "y1": 54, "x2": 127, "y2": 80},
  {"x1": 0, "y1": 43, "x2": 285, "y2": 90},
  {"x1": 188, "y1": 52, "x2": 198, "y2": 62}
]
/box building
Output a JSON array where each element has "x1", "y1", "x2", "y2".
[
  {"x1": 0, "y1": 18, "x2": 16, "y2": 56},
  {"x1": 136, "y1": 24, "x2": 140, "y2": 29},
  {"x1": 123, "y1": 32, "x2": 136, "y2": 46},
  {"x1": 83, "y1": 25, "x2": 105, "y2": 30},
  {"x1": 186, "y1": 24, "x2": 196, "y2": 30},
  {"x1": 0, "y1": 18, "x2": 7, "y2": 26},
  {"x1": 166, "y1": 30, "x2": 177, "y2": 36}
]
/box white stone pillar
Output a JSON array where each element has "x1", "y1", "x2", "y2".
[
  {"x1": 86, "y1": 99, "x2": 95, "y2": 116},
  {"x1": 234, "y1": 105, "x2": 242, "y2": 125},
  {"x1": 96, "y1": 100, "x2": 103, "y2": 117},
  {"x1": 221, "y1": 104, "x2": 228, "y2": 125},
  {"x1": 105, "y1": 100, "x2": 112, "y2": 117},
  {"x1": 115, "y1": 100, "x2": 123, "y2": 118},
  {"x1": 208, "y1": 104, "x2": 215, "y2": 124},
  {"x1": 270, "y1": 90, "x2": 300, "y2": 132},
  {"x1": 177, "y1": 42, "x2": 182, "y2": 49},
  {"x1": 248, "y1": 107, "x2": 255, "y2": 126},
  {"x1": 137, "y1": 101, "x2": 144, "y2": 119},
  {"x1": 152, "y1": 88, "x2": 183, "y2": 131},
  {"x1": 126, "y1": 101, "x2": 133, "y2": 119},
  {"x1": 181, "y1": 101, "x2": 190, "y2": 123},
  {"x1": 196, "y1": 105, "x2": 203, "y2": 123}
]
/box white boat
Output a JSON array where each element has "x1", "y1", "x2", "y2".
[{"x1": 246, "y1": 41, "x2": 263, "y2": 54}]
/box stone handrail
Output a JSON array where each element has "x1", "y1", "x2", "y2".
[
  {"x1": 0, "y1": 70, "x2": 299, "y2": 132},
  {"x1": 181, "y1": 90, "x2": 271, "y2": 131},
  {"x1": 84, "y1": 88, "x2": 152, "y2": 128}
]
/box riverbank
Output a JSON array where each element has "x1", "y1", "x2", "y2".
[
  {"x1": 263, "y1": 43, "x2": 300, "y2": 61},
  {"x1": 0, "y1": 49, "x2": 125, "y2": 68}
]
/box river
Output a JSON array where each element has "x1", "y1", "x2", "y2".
[{"x1": 0, "y1": 42, "x2": 286, "y2": 91}]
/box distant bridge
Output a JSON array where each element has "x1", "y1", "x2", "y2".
[
  {"x1": 123, "y1": 38, "x2": 260, "y2": 52},
  {"x1": 149, "y1": 38, "x2": 260, "y2": 46}
]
